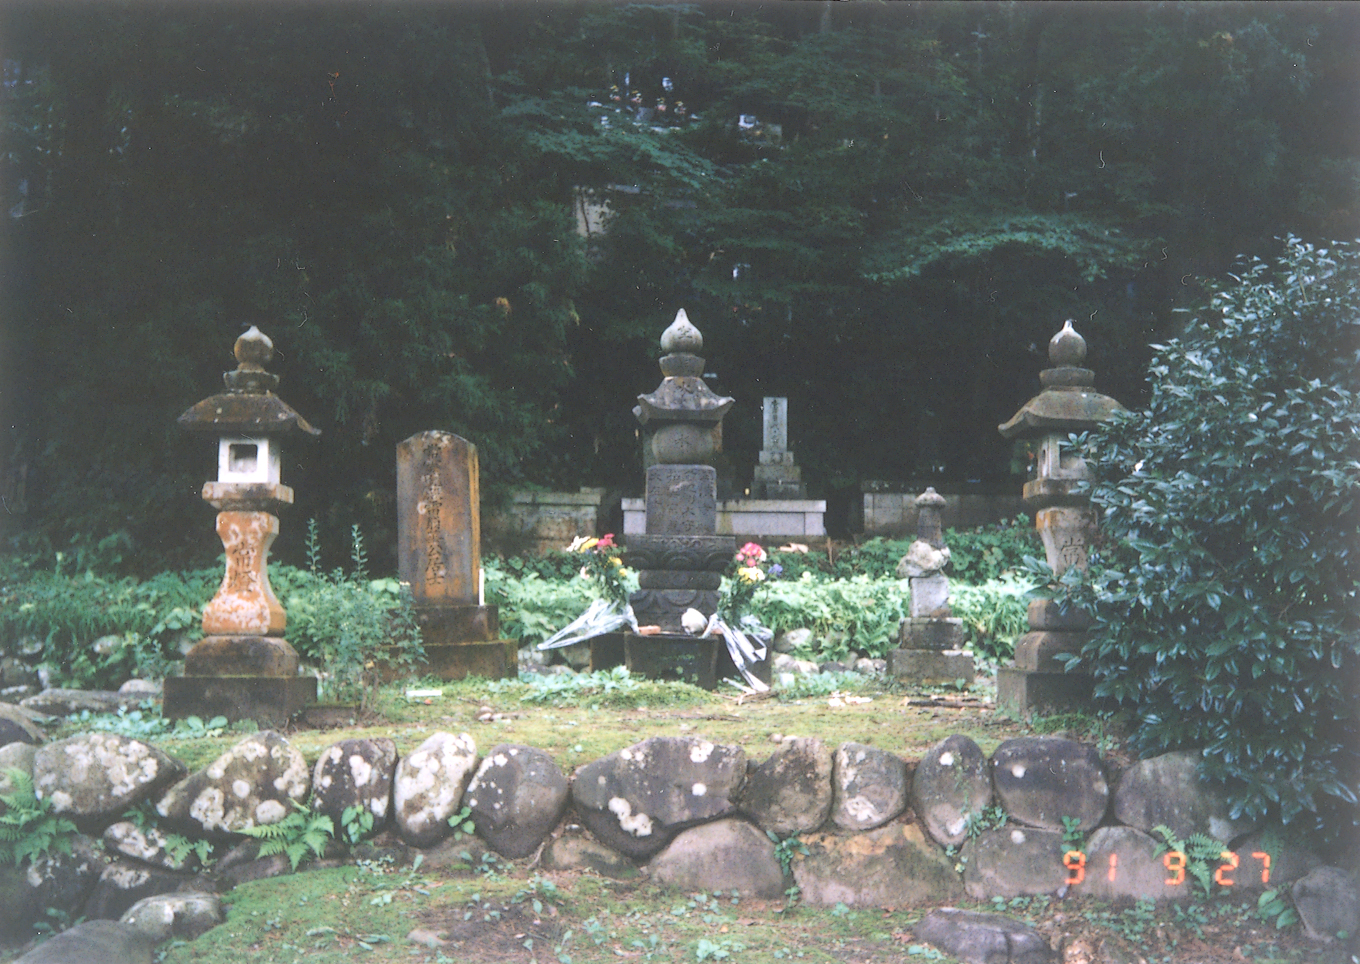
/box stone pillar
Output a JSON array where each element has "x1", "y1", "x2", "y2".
[
  {"x1": 395, "y1": 431, "x2": 516, "y2": 680},
  {"x1": 995, "y1": 320, "x2": 1125, "y2": 716},
  {"x1": 165, "y1": 326, "x2": 319, "y2": 726},
  {"x1": 751, "y1": 397, "x2": 806, "y2": 499},
  {"x1": 887, "y1": 488, "x2": 973, "y2": 683}
]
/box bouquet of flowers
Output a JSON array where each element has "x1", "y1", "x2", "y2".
[
  {"x1": 539, "y1": 534, "x2": 636, "y2": 651},
  {"x1": 567, "y1": 533, "x2": 629, "y2": 607},
  {"x1": 721, "y1": 542, "x2": 768, "y2": 621}
]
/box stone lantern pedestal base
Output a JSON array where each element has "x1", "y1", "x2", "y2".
[
  {"x1": 164, "y1": 635, "x2": 316, "y2": 727},
  {"x1": 995, "y1": 609, "x2": 1095, "y2": 716},
  {"x1": 995, "y1": 666, "x2": 1094, "y2": 717}
]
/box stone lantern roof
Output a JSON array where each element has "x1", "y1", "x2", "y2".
[
  {"x1": 997, "y1": 321, "x2": 1124, "y2": 439},
  {"x1": 178, "y1": 326, "x2": 320, "y2": 437},
  {"x1": 634, "y1": 309, "x2": 735, "y2": 427}
]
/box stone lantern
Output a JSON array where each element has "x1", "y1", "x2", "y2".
[
  {"x1": 996, "y1": 320, "x2": 1124, "y2": 715},
  {"x1": 164, "y1": 326, "x2": 320, "y2": 725}
]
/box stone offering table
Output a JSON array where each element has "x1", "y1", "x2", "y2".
[
  {"x1": 396, "y1": 431, "x2": 517, "y2": 680},
  {"x1": 995, "y1": 320, "x2": 1125, "y2": 715},
  {"x1": 165, "y1": 326, "x2": 319, "y2": 726}
]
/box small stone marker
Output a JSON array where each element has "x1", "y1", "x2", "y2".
[
  {"x1": 751, "y1": 396, "x2": 807, "y2": 498},
  {"x1": 395, "y1": 431, "x2": 516, "y2": 680},
  {"x1": 887, "y1": 488, "x2": 972, "y2": 683}
]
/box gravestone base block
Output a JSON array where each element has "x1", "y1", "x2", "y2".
[
  {"x1": 898, "y1": 618, "x2": 967, "y2": 652},
  {"x1": 887, "y1": 649, "x2": 974, "y2": 683},
  {"x1": 589, "y1": 634, "x2": 628, "y2": 673},
  {"x1": 163, "y1": 674, "x2": 317, "y2": 728},
  {"x1": 627, "y1": 634, "x2": 719, "y2": 689},
  {"x1": 412, "y1": 604, "x2": 501, "y2": 643},
  {"x1": 414, "y1": 640, "x2": 518, "y2": 681},
  {"x1": 587, "y1": 633, "x2": 719, "y2": 689},
  {"x1": 995, "y1": 666, "x2": 1095, "y2": 718},
  {"x1": 716, "y1": 639, "x2": 772, "y2": 687}
]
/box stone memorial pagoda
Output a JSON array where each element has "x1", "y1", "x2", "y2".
[
  {"x1": 594, "y1": 310, "x2": 741, "y2": 687},
  {"x1": 996, "y1": 320, "x2": 1125, "y2": 715},
  {"x1": 751, "y1": 397, "x2": 806, "y2": 498},
  {"x1": 887, "y1": 488, "x2": 973, "y2": 683},
  {"x1": 166, "y1": 326, "x2": 319, "y2": 726},
  {"x1": 395, "y1": 431, "x2": 516, "y2": 680}
]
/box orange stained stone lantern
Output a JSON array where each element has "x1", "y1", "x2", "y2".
[{"x1": 177, "y1": 326, "x2": 319, "y2": 636}]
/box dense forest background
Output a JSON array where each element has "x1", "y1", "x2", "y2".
[{"x1": 1, "y1": 0, "x2": 1356, "y2": 574}]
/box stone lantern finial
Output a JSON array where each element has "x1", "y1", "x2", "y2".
[
  {"x1": 224, "y1": 324, "x2": 281, "y2": 393},
  {"x1": 1048, "y1": 319, "x2": 1086, "y2": 367}
]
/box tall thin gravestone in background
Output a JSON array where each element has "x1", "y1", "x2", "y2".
[
  {"x1": 396, "y1": 431, "x2": 516, "y2": 680},
  {"x1": 751, "y1": 397, "x2": 806, "y2": 498},
  {"x1": 996, "y1": 320, "x2": 1125, "y2": 715}
]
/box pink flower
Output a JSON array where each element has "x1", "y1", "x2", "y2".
[
  {"x1": 737, "y1": 542, "x2": 767, "y2": 565},
  {"x1": 597, "y1": 533, "x2": 616, "y2": 550}
]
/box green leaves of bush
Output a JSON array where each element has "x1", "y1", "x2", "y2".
[{"x1": 1074, "y1": 237, "x2": 1360, "y2": 842}]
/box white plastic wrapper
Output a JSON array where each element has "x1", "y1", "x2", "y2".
[
  {"x1": 537, "y1": 599, "x2": 639, "y2": 650},
  {"x1": 705, "y1": 613, "x2": 772, "y2": 692}
]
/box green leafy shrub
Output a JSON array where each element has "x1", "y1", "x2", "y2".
[
  {"x1": 283, "y1": 523, "x2": 424, "y2": 708},
  {"x1": 750, "y1": 575, "x2": 906, "y2": 660},
  {"x1": 1070, "y1": 237, "x2": 1360, "y2": 844},
  {"x1": 945, "y1": 521, "x2": 1040, "y2": 583},
  {"x1": 483, "y1": 560, "x2": 603, "y2": 646},
  {"x1": 0, "y1": 768, "x2": 78, "y2": 867},
  {"x1": 950, "y1": 576, "x2": 1034, "y2": 664},
  {"x1": 0, "y1": 559, "x2": 215, "y2": 688}
]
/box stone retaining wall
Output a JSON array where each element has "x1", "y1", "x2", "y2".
[{"x1": 1, "y1": 725, "x2": 1352, "y2": 955}]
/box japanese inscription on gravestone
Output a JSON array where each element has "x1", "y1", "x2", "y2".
[
  {"x1": 763, "y1": 397, "x2": 788, "y2": 453},
  {"x1": 397, "y1": 432, "x2": 480, "y2": 605}
]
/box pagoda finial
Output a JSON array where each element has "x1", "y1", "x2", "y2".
[{"x1": 661, "y1": 308, "x2": 703, "y2": 353}]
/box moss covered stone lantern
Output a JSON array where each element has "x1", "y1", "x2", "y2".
[
  {"x1": 165, "y1": 325, "x2": 320, "y2": 725},
  {"x1": 996, "y1": 320, "x2": 1125, "y2": 715}
]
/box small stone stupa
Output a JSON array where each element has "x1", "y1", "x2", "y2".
[
  {"x1": 887, "y1": 487, "x2": 972, "y2": 682},
  {"x1": 166, "y1": 326, "x2": 320, "y2": 726},
  {"x1": 996, "y1": 320, "x2": 1125, "y2": 715}
]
